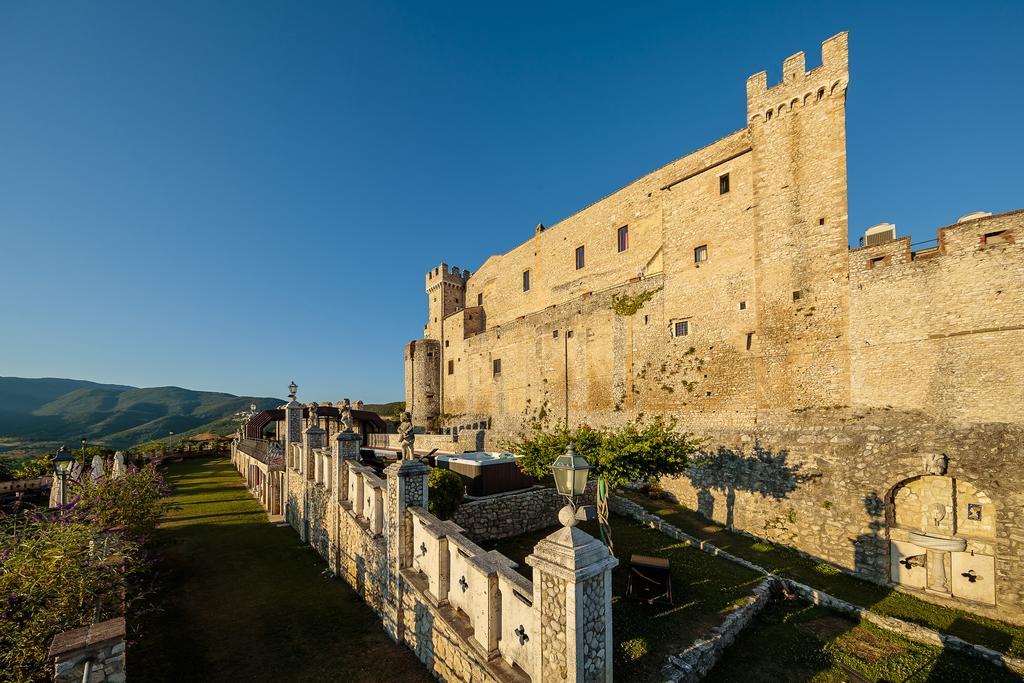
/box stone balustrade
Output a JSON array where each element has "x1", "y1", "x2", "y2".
[
  {"x1": 232, "y1": 419, "x2": 617, "y2": 682},
  {"x1": 410, "y1": 506, "x2": 541, "y2": 677}
]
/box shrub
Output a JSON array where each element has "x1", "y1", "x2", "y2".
[
  {"x1": 0, "y1": 519, "x2": 143, "y2": 682},
  {"x1": 0, "y1": 464, "x2": 169, "y2": 680},
  {"x1": 428, "y1": 468, "x2": 465, "y2": 520},
  {"x1": 13, "y1": 454, "x2": 52, "y2": 480},
  {"x1": 68, "y1": 463, "x2": 171, "y2": 538}
]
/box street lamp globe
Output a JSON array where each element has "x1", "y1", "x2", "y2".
[
  {"x1": 551, "y1": 443, "x2": 591, "y2": 499},
  {"x1": 288, "y1": 381, "x2": 298, "y2": 399},
  {"x1": 52, "y1": 445, "x2": 75, "y2": 477}
]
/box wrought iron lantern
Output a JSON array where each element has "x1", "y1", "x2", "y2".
[
  {"x1": 288, "y1": 381, "x2": 298, "y2": 400},
  {"x1": 551, "y1": 443, "x2": 592, "y2": 499}
]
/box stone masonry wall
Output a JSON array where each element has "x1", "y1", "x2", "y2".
[
  {"x1": 452, "y1": 483, "x2": 595, "y2": 544},
  {"x1": 658, "y1": 408, "x2": 1024, "y2": 624}
]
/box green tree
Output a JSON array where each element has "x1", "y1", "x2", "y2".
[
  {"x1": 428, "y1": 468, "x2": 465, "y2": 520},
  {"x1": 507, "y1": 417, "x2": 700, "y2": 553}
]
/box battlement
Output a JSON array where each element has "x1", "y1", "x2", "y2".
[
  {"x1": 425, "y1": 262, "x2": 471, "y2": 291},
  {"x1": 849, "y1": 209, "x2": 1023, "y2": 274},
  {"x1": 746, "y1": 31, "x2": 849, "y2": 123}
]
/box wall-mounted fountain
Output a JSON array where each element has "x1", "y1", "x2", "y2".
[{"x1": 888, "y1": 454, "x2": 996, "y2": 606}]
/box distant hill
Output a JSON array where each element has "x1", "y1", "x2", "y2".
[
  {"x1": 362, "y1": 401, "x2": 404, "y2": 419},
  {"x1": 0, "y1": 376, "x2": 283, "y2": 454}
]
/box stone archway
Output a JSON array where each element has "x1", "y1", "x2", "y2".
[{"x1": 886, "y1": 462, "x2": 997, "y2": 606}]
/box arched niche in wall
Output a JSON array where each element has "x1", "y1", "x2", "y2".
[{"x1": 886, "y1": 467, "x2": 997, "y2": 607}]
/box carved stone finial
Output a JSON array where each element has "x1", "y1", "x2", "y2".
[{"x1": 398, "y1": 411, "x2": 415, "y2": 460}]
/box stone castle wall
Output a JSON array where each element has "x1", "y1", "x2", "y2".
[
  {"x1": 411, "y1": 31, "x2": 1022, "y2": 435},
  {"x1": 657, "y1": 409, "x2": 1024, "y2": 624},
  {"x1": 848, "y1": 210, "x2": 1024, "y2": 424}
]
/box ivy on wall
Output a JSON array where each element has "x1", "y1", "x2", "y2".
[{"x1": 610, "y1": 287, "x2": 662, "y2": 316}]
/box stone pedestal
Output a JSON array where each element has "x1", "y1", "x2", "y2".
[
  {"x1": 333, "y1": 432, "x2": 361, "y2": 504},
  {"x1": 49, "y1": 617, "x2": 126, "y2": 683},
  {"x1": 384, "y1": 459, "x2": 430, "y2": 643},
  {"x1": 526, "y1": 525, "x2": 618, "y2": 683}
]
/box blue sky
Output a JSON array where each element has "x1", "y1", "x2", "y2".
[{"x1": 1, "y1": 1, "x2": 1021, "y2": 403}]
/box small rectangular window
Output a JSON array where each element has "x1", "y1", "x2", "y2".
[
  {"x1": 477, "y1": 293, "x2": 483, "y2": 306},
  {"x1": 447, "y1": 360, "x2": 454, "y2": 375},
  {"x1": 739, "y1": 301, "x2": 747, "y2": 310},
  {"x1": 492, "y1": 359, "x2": 502, "y2": 376},
  {"x1": 445, "y1": 340, "x2": 449, "y2": 347},
  {"x1": 552, "y1": 330, "x2": 559, "y2": 338},
  {"x1": 673, "y1": 320, "x2": 689, "y2": 337},
  {"x1": 694, "y1": 245, "x2": 708, "y2": 263},
  {"x1": 792, "y1": 290, "x2": 802, "y2": 301},
  {"x1": 523, "y1": 270, "x2": 531, "y2": 292},
  {"x1": 719, "y1": 173, "x2": 730, "y2": 194},
  {"x1": 869, "y1": 257, "x2": 885, "y2": 269},
  {"x1": 575, "y1": 245, "x2": 585, "y2": 270},
  {"x1": 984, "y1": 230, "x2": 1009, "y2": 245},
  {"x1": 617, "y1": 226, "x2": 629, "y2": 252},
  {"x1": 746, "y1": 332, "x2": 753, "y2": 351}
]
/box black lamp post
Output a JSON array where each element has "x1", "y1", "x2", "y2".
[
  {"x1": 80, "y1": 437, "x2": 87, "y2": 465},
  {"x1": 288, "y1": 381, "x2": 298, "y2": 400},
  {"x1": 551, "y1": 443, "x2": 593, "y2": 527},
  {"x1": 52, "y1": 445, "x2": 75, "y2": 507}
]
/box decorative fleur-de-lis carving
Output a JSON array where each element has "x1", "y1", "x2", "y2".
[
  {"x1": 459, "y1": 575, "x2": 468, "y2": 592},
  {"x1": 961, "y1": 569, "x2": 980, "y2": 583},
  {"x1": 514, "y1": 624, "x2": 529, "y2": 646},
  {"x1": 419, "y1": 542, "x2": 427, "y2": 556}
]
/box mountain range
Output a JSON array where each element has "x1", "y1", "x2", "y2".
[{"x1": 0, "y1": 376, "x2": 283, "y2": 455}]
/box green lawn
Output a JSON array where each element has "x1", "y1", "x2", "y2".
[
  {"x1": 623, "y1": 490, "x2": 1024, "y2": 658},
  {"x1": 489, "y1": 514, "x2": 764, "y2": 681},
  {"x1": 710, "y1": 599, "x2": 1023, "y2": 682},
  {"x1": 131, "y1": 456, "x2": 430, "y2": 682}
]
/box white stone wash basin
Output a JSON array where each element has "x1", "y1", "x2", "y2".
[{"x1": 908, "y1": 531, "x2": 967, "y2": 552}]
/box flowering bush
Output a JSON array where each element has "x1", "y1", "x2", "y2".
[
  {"x1": 68, "y1": 463, "x2": 171, "y2": 538},
  {"x1": 0, "y1": 464, "x2": 170, "y2": 681}
]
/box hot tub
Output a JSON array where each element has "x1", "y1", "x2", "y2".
[{"x1": 434, "y1": 452, "x2": 534, "y2": 497}]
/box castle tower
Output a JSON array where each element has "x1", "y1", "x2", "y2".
[
  {"x1": 404, "y1": 338, "x2": 440, "y2": 429},
  {"x1": 424, "y1": 263, "x2": 469, "y2": 340},
  {"x1": 747, "y1": 31, "x2": 852, "y2": 408}
]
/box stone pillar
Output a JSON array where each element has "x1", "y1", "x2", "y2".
[
  {"x1": 527, "y1": 525, "x2": 618, "y2": 683},
  {"x1": 333, "y1": 432, "x2": 361, "y2": 504},
  {"x1": 285, "y1": 398, "x2": 303, "y2": 446},
  {"x1": 303, "y1": 424, "x2": 325, "y2": 481},
  {"x1": 384, "y1": 459, "x2": 430, "y2": 643}
]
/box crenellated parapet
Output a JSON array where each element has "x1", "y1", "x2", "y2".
[{"x1": 746, "y1": 31, "x2": 849, "y2": 125}]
